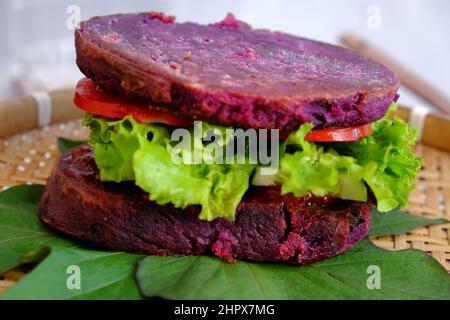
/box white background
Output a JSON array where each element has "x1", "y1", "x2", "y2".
[{"x1": 0, "y1": 0, "x2": 449, "y2": 111}]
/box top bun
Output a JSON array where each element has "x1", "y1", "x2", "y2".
[{"x1": 75, "y1": 12, "x2": 399, "y2": 132}]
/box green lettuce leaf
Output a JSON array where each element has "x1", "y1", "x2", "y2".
[
  {"x1": 82, "y1": 114, "x2": 169, "y2": 182},
  {"x1": 83, "y1": 114, "x2": 255, "y2": 220},
  {"x1": 133, "y1": 142, "x2": 254, "y2": 220},
  {"x1": 278, "y1": 110, "x2": 422, "y2": 212},
  {"x1": 83, "y1": 103, "x2": 422, "y2": 219},
  {"x1": 278, "y1": 123, "x2": 367, "y2": 201},
  {"x1": 333, "y1": 117, "x2": 423, "y2": 212}
]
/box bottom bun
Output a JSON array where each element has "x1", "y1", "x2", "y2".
[{"x1": 39, "y1": 145, "x2": 371, "y2": 264}]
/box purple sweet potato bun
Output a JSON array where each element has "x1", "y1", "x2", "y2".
[
  {"x1": 75, "y1": 12, "x2": 399, "y2": 132},
  {"x1": 39, "y1": 145, "x2": 371, "y2": 264}
]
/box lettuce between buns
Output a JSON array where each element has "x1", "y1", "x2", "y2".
[{"x1": 82, "y1": 103, "x2": 422, "y2": 220}]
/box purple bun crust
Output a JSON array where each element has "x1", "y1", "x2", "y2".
[
  {"x1": 39, "y1": 145, "x2": 371, "y2": 264},
  {"x1": 75, "y1": 12, "x2": 399, "y2": 132}
]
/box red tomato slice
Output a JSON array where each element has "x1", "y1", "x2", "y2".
[
  {"x1": 74, "y1": 78, "x2": 191, "y2": 127},
  {"x1": 304, "y1": 124, "x2": 372, "y2": 142}
]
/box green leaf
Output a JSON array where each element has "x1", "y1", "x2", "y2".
[
  {"x1": 279, "y1": 131, "x2": 368, "y2": 201},
  {"x1": 137, "y1": 239, "x2": 450, "y2": 300},
  {"x1": 2, "y1": 185, "x2": 449, "y2": 300},
  {"x1": 2, "y1": 248, "x2": 142, "y2": 300},
  {"x1": 82, "y1": 108, "x2": 422, "y2": 219},
  {"x1": 0, "y1": 185, "x2": 72, "y2": 274},
  {"x1": 57, "y1": 137, "x2": 86, "y2": 154},
  {"x1": 369, "y1": 208, "x2": 449, "y2": 237},
  {"x1": 280, "y1": 105, "x2": 422, "y2": 212},
  {"x1": 0, "y1": 185, "x2": 143, "y2": 300},
  {"x1": 84, "y1": 114, "x2": 256, "y2": 220},
  {"x1": 332, "y1": 114, "x2": 423, "y2": 212},
  {"x1": 133, "y1": 142, "x2": 255, "y2": 221},
  {"x1": 82, "y1": 114, "x2": 169, "y2": 182}
]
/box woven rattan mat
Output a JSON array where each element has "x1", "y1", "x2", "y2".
[{"x1": 0, "y1": 120, "x2": 449, "y2": 294}]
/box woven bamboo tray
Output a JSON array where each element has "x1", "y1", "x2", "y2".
[{"x1": 0, "y1": 89, "x2": 449, "y2": 295}]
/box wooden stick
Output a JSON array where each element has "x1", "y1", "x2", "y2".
[
  {"x1": 0, "y1": 88, "x2": 83, "y2": 139},
  {"x1": 340, "y1": 34, "x2": 450, "y2": 115}
]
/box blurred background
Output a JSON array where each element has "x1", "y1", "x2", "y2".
[{"x1": 0, "y1": 0, "x2": 449, "y2": 111}]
